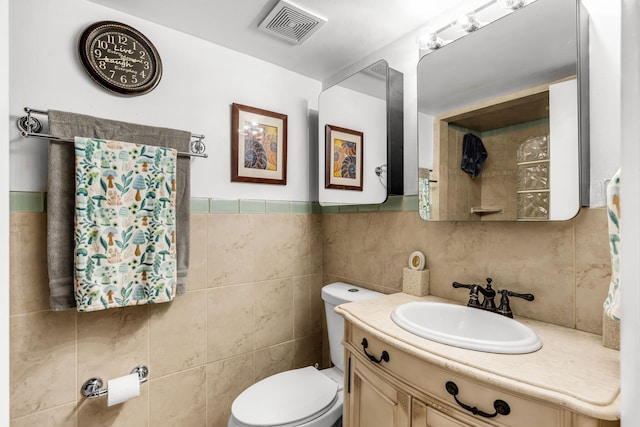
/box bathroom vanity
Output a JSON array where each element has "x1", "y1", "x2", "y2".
[{"x1": 336, "y1": 293, "x2": 620, "y2": 427}]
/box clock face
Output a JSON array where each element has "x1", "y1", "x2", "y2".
[{"x1": 79, "y1": 21, "x2": 162, "y2": 96}]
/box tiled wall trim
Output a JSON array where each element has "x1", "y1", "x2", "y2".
[
  {"x1": 9, "y1": 192, "x2": 46, "y2": 212},
  {"x1": 190, "y1": 198, "x2": 210, "y2": 214},
  {"x1": 10, "y1": 192, "x2": 418, "y2": 214}
]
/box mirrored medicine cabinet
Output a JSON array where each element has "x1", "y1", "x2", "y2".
[
  {"x1": 417, "y1": 0, "x2": 589, "y2": 221},
  {"x1": 318, "y1": 60, "x2": 403, "y2": 206}
]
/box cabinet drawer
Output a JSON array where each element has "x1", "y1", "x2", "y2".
[{"x1": 347, "y1": 325, "x2": 563, "y2": 427}]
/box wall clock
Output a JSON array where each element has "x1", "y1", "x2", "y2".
[{"x1": 78, "y1": 21, "x2": 162, "y2": 96}]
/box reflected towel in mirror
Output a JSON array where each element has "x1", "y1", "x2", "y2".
[
  {"x1": 460, "y1": 133, "x2": 487, "y2": 178},
  {"x1": 603, "y1": 168, "x2": 621, "y2": 321}
]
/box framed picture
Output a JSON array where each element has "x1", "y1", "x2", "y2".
[
  {"x1": 325, "y1": 124, "x2": 363, "y2": 191},
  {"x1": 231, "y1": 103, "x2": 288, "y2": 185}
]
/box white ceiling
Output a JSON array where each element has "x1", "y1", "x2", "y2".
[{"x1": 88, "y1": 0, "x2": 475, "y2": 82}]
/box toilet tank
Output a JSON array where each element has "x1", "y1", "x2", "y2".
[{"x1": 321, "y1": 282, "x2": 383, "y2": 372}]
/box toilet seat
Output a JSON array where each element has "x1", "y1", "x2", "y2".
[{"x1": 230, "y1": 366, "x2": 339, "y2": 427}]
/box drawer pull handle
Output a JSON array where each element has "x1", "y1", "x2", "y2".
[
  {"x1": 361, "y1": 338, "x2": 390, "y2": 364},
  {"x1": 445, "y1": 381, "x2": 510, "y2": 418}
]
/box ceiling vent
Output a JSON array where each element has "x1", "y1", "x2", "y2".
[{"x1": 258, "y1": 0, "x2": 327, "y2": 45}]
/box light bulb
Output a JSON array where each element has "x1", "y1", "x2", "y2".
[
  {"x1": 501, "y1": 0, "x2": 527, "y2": 10},
  {"x1": 417, "y1": 31, "x2": 445, "y2": 50},
  {"x1": 458, "y1": 13, "x2": 481, "y2": 32}
]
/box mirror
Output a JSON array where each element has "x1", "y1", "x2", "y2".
[
  {"x1": 319, "y1": 60, "x2": 403, "y2": 206},
  {"x1": 417, "y1": 0, "x2": 589, "y2": 221}
]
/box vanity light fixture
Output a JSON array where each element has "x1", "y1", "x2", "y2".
[
  {"x1": 418, "y1": 0, "x2": 535, "y2": 55},
  {"x1": 417, "y1": 31, "x2": 446, "y2": 50},
  {"x1": 457, "y1": 12, "x2": 482, "y2": 32},
  {"x1": 500, "y1": 0, "x2": 528, "y2": 10}
]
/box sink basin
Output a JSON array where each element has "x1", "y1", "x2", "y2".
[{"x1": 391, "y1": 301, "x2": 542, "y2": 354}]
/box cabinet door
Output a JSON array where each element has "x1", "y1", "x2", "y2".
[{"x1": 347, "y1": 355, "x2": 410, "y2": 427}]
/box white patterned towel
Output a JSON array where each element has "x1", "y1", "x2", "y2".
[{"x1": 73, "y1": 137, "x2": 178, "y2": 312}]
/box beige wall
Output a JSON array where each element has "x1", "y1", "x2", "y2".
[
  {"x1": 10, "y1": 212, "x2": 324, "y2": 426},
  {"x1": 322, "y1": 208, "x2": 611, "y2": 331},
  {"x1": 9, "y1": 207, "x2": 611, "y2": 426}
]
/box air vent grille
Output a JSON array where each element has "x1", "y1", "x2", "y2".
[{"x1": 258, "y1": 0, "x2": 326, "y2": 44}]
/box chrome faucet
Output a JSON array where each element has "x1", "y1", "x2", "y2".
[{"x1": 452, "y1": 278, "x2": 534, "y2": 318}]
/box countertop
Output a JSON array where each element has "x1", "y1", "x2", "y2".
[{"x1": 335, "y1": 292, "x2": 620, "y2": 421}]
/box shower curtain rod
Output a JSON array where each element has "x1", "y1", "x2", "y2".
[{"x1": 17, "y1": 107, "x2": 208, "y2": 158}]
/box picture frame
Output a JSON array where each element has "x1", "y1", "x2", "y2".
[
  {"x1": 231, "y1": 103, "x2": 288, "y2": 185},
  {"x1": 325, "y1": 124, "x2": 364, "y2": 191}
]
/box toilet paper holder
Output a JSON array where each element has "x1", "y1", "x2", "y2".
[{"x1": 81, "y1": 365, "x2": 149, "y2": 399}]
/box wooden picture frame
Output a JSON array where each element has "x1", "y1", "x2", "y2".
[
  {"x1": 325, "y1": 124, "x2": 363, "y2": 191},
  {"x1": 231, "y1": 103, "x2": 288, "y2": 185}
]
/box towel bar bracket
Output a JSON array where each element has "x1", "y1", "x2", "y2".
[
  {"x1": 16, "y1": 107, "x2": 208, "y2": 158},
  {"x1": 190, "y1": 134, "x2": 206, "y2": 155},
  {"x1": 81, "y1": 364, "x2": 149, "y2": 399}
]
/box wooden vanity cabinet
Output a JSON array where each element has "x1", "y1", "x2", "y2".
[{"x1": 343, "y1": 322, "x2": 618, "y2": 427}]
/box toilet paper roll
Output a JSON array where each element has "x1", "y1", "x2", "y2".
[
  {"x1": 408, "y1": 251, "x2": 426, "y2": 271},
  {"x1": 107, "y1": 373, "x2": 140, "y2": 407}
]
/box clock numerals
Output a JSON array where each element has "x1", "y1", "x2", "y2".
[
  {"x1": 89, "y1": 32, "x2": 153, "y2": 89},
  {"x1": 80, "y1": 21, "x2": 162, "y2": 95}
]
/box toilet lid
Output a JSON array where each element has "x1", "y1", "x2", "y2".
[{"x1": 231, "y1": 367, "x2": 339, "y2": 427}]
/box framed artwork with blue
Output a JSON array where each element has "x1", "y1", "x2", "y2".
[
  {"x1": 231, "y1": 103, "x2": 288, "y2": 185},
  {"x1": 325, "y1": 124, "x2": 363, "y2": 191}
]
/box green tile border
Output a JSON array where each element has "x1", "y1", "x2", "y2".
[
  {"x1": 10, "y1": 192, "x2": 419, "y2": 214},
  {"x1": 380, "y1": 195, "x2": 404, "y2": 212},
  {"x1": 290, "y1": 202, "x2": 313, "y2": 214},
  {"x1": 9, "y1": 192, "x2": 46, "y2": 212},
  {"x1": 402, "y1": 195, "x2": 419, "y2": 212},
  {"x1": 357, "y1": 204, "x2": 380, "y2": 213},
  {"x1": 210, "y1": 199, "x2": 239, "y2": 214},
  {"x1": 190, "y1": 198, "x2": 210, "y2": 214},
  {"x1": 318, "y1": 205, "x2": 340, "y2": 214},
  {"x1": 239, "y1": 199, "x2": 266, "y2": 214},
  {"x1": 338, "y1": 205, "x2": 358, "y2": 213},
  {"x1": 266, "y1": 200, "x2": 291, "y2": 214}
]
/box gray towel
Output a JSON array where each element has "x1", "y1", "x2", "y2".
[{"x1": 47, "y1": 110, "x2": 191, "y2": 310}]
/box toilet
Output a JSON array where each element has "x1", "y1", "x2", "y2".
[{"x1": 228, "y1": 282, "x2": 383, "y2": 427}]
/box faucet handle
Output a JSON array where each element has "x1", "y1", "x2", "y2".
[
  {"x1": 496, "y1": 290, "x2": 513, "y2": 318},
  {"x1": 452, "y1": 281, "x2": 473, "y2": 290},
  {"x1": 496, "y1": 289, "x2": 535, "y2": 318},
  {"x1": 506, "y1": 290, "x2": 534, "y2": 301},
  {"x1": 452, "y1": 282, "x2": 481, "y2": 308}
]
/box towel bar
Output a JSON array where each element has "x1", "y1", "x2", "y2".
[
  {"x1": 81, "y1": 365, "x2": 149, "y2": 399},
  {"x1": 17, "y1": 107, "x2": 208, "y2": 158}
]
